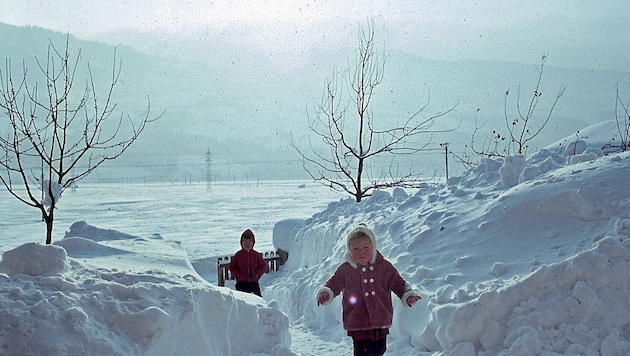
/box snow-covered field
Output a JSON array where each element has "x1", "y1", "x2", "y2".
[
  {"x1": 1, "y1": 120, "x2": 630, "y2": 355},
  {"x1": 0, "y1": 180, "x2": 342, "y2": 260}
]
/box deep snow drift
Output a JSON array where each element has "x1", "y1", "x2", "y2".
[
  {"x1": 0, "y1": 224, "x2": 293, "y2": 355},
  {"x1": 1, "y1": 120, "x2": 630, "y2": 355}
]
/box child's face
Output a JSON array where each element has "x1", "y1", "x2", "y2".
[
  {"x1": 242, "y1": 238, "x2": 254, "y2": 251},
  {"x1": 349, "y1": 236, "x2": 373, "y2": 266}
]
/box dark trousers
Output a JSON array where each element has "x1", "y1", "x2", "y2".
[
  {"x1": 353, "y1": 337, "x2": 386, "y2": 356},
  {"x1": 235, "y1": 281, "x2": 262, "y2": 297}
]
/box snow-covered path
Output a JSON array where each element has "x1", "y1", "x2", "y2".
[{"x1": 289, "y1": 322, "x2": 351, "y2": 356}]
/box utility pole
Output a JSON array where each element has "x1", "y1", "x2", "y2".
[
  {"x1": 205, "y1": 149, "x2": 212, "y2": 186},
  {"x1": 440, "y1": 143, "x2": 449, "y2": 182}
]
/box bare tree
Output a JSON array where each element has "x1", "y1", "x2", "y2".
[
  {"x1": 292, "y1": 24, "x2": 454, "y2": 202},
  {"x1": 602, "y1": 83, "x2": 630, "y2": 154},
  {"x1": 0, "y1": 36, "x2": 160, "y2": 244},
  {"x1": 469, "y1": 55, "x2": 566, "y2": 158}
]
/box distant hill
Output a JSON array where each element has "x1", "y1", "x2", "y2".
[{"x1": 1, "y1": 22, "x2": 629, "y2": 182}]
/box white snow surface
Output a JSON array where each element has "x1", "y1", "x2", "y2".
[{"x1": 1, "y1": 120, "x2": 630, "y2": 355}]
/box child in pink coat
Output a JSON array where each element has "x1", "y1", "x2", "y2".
[{"x1": 316, "y1": 223, "x2": 421, "y2": 356}]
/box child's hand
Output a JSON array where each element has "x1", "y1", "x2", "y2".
[
  {"x1": 406, "y1": 295, "x2": 421, "y2": 307},
  {"x1": 317, "y1": 293, "x2": 330, "y2": 306}
]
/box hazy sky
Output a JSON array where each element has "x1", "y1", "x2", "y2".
[{"x1": 1, "y1": 0, "x2": 629, "y2": 71}]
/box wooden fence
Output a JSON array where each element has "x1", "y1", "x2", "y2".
[{"x1": 217, "y1": 249, "x2": 289, "y2": 287}]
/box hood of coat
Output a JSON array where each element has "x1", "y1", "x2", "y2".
[
  {"x1": 344, "y1": 223, "x2": 379, "y2": 268},
  {"x1": 240, "y1": 229, "x2": 255, "y2": 248}
]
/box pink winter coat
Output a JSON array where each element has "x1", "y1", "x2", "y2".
[
  {"x1": 228, "y1": 249, "x2": 267, "y2": 283},
  {"x1": 321, "y1": 251, "x2": 414, "y2": 331}
]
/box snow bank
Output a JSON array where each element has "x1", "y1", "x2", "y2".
[
  {"x1": 0, "y1": 224, "x2": 294, "y2": 356},
  {"x1": 267, "y1": 147, "x2": 630, "y2": 355},
  {"x1": 419, "y1": 236, "x2": 630, "y2": 354},
  {"x1": 0, "y1": 242, "x2": 68, "y2": 276}
]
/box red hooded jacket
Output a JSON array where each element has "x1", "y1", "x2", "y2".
[{"x1": 229, "y1": 249, "x2": 267, "y2": 283}]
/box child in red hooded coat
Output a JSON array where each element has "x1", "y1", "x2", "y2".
[{"x1": 229, "y1": 229, "x2": 267, "y2": 297}]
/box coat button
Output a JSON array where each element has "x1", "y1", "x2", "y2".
[
  {"x1": 362, "y1": 267, "x2": 367, "y2": 272},
  {"x1": 369, "y1": 278, "x2": 374, "y2": 283},
  {"x1": 371, "y1": 291, "x2": 376, "y2": 296},
  {"x1": 369, "y1": 266, "x2": 374, "y2": 271},
  {"x1": 363, "y1": 279, "x2": 368, "y2": 283},
  {"x1": 364, "y1": 292, "x2": 369, "y2": 297}
]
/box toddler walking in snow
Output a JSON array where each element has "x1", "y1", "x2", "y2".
[{"x1": 316, "y1": 223, "x2": 421, "y2": 356}]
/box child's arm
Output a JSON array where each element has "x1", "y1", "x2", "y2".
[
  {"x1": 400, "y1": 283, "x2": 422, "y2": 307},
  {"x1": 315, "y1": 264, "x2": 346, "y2": 306},
  {"x1": 404, "y1": 293, "x2": 422, "y2": 307},
  {"x1": 315, "y1": 286, "x2": 334, "y2": 306},
  {"x1": 228, "y1": 254, "x2": 240, "y2": 279},
  {"x1": 388, "y1": 262, "x2": 422, "y2": 307}
]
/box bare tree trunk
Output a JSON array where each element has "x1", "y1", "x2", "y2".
[{"x1": 45, "y1": 211, "x2": 54, "y2": 245}]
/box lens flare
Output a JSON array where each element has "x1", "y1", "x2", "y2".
[{"x1": 348, "y1": 295, "x2": 358, "y2": 305}]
